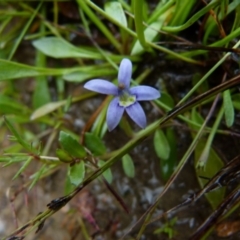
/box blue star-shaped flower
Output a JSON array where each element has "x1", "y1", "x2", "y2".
[{"x1": 84, "y1": 58, "x2": 160, "y2": 131}]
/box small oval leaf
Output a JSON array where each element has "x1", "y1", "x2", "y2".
[
  {"x1": 56, "y1": 148, "x2": 73, "y2": 163},
  {"x1": 68, "y1": 161, "x2": 85, "y2": 186},
  {"x1": 59, "y1": 131, "x2": 86, "y2": 158},
  {"x1": 160, "y1": 92, "x2": 175, "y2": 108},
  {"x1": 194, "y1": 141, "x2": 225, "y2": 209},
  {"x1": 31, "y1": 101, "x2": 65, "y2": 120},
  {"x1": 223, "y1": 89, "x2": 234, "y2": 127},
  {"x1": 131, "y1": 20, "x2": 164, "y2": 55},
  {"x1": 98, "y1": 160, "x2": 113, "y2": 184},
  {"x1": 105, "y1": 2, "x2": 127, "y2": 27},
  {"x1": 160, "y1": 128, "x2": 177, "y2": 181},
  {"x1": 154, "y1": 129, "x2": 170, "y2": 160},
  {"x1": 84, "y1": 132, "x2": 106, "y2": 156},
  {"x1": 32, "y1": 37, "x2": 100, "y2": 59},
  {"x1": 122, "y1": 154, "x2": 135, "y2": 178}
]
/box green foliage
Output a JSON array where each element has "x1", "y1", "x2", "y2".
[
  {"x1": 28, "y1": 164, "x2": 47, "y2": 190},
  {"x1": 154, "y1": 129, "x2": 170, "y2": 160},
  {"x1": 84, "y1": 132, "x2": 106, "y2": 156},
  {"x1": 154, "y1": 217, "x2": 177, "y2": 238},
  {"x1": 191, "y1": 109, "x2": 226, "y2": 209},
  {"x1": 98, "y1": 160, "x2": 113, "y2": 184},
  {"x1": 131, "y1": 18, "x2": 166, "y2": 55},
  {"x1": 0, "y1": 0, "x2": 239, "y2": 239},
  {"x1": 169, "y1": 0, "x2": 197, "y2": 27},
  {"x1": 4, "y1": 117, "x2": 37, "y2": 154},
  {"x1": 194, "y1": 141, "x2": 225, "y2": 210},
  {"x1": 33, "y1": 13, "x2": 51, "y2": 109},
  {"x1": 12, "y1": 157, "x2": 32, "y2": 180},
  {"x1": 59, "y1": 131, "x2": 86, "y2": 159},
  {"x1": 68, "y1": 161, "x2": 85, "y2": 186},
  {"x1": 65, "y1": 173, "x2": 76, "y2": 195},
  {"x1": 223, "y1": 90, "x2": 234, "y2": 127},
  {"x1": 159, "y1": 92, "x2": 174, "y2": 109},
  {"x1": 122, "y1": 154, "x2": 135, "y2": 178},
  {"x1": 104, "y1": 2, "x2": 127, "y2": 28},
  {"x1": 30, "y1": 100, "x2": 66, "y2": 120},
  {"x1": 33, "y1": 37, "x2": 103, "y2": 59},
  {"x1": 133, "y1": 0, "x2": 147, "y2": 49},
  {"x1": 154, "y1": 128, "x2": 176, "y2": 181},
  {"x1": 56, "y1": 149, "x2": 73, "y2": 163},
  {"x1": 0, "y1": 94, "x2": 29, "y2": 114},
  {"x1": 232, "y1": 94, "x2": 240, "y2": 110},
  {"x1": 0, "y1": 59, "x2": 116, "y2": 82}
]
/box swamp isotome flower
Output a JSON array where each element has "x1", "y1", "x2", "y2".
[{"x1": 84, "y1": 58, "x2": 160, "y2": 131}]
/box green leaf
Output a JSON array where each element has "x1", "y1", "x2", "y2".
[
  {"x1": 0, "y1": 155, "x2": 27, "y2": 164},
  {"x1": 29, "y1": 164, "x2": 47, "y2": 190},
  {"x1": 68, "y1": 161, "x2": 85, "y2": 186},
  {"x1": 0, "y1": 94, "x2": 29, "y2": 114},
  {"x1": 105, "y1": 2, "x2": 127, "y2": 27},
  {"x1": 190, "y1": 108, "x2": 204, "y2": 131},
  {"x1": 12, "y1": 157, "x2": 32, "y2": 180},
  {"x1": 56, "y1": 148, "x2": 73, "y2": 163},
  {"x1": 32, "y1": 37, "x2": 102, "y2": 59},
  {"x1": 63, "y1": 67, "x2": 116, "y2": 82},
  {"x1": 0, "y1": 59, "x2": 43, "y2": 81},
  {"x1": 192, "y1": 73, "x2": 209, "y2": 94},
  {"x1": 122, "y1": 154, "x2": 135, "y2": 178},
  {"x1": 133, "y1": 0, "x2": 147, "y2": 49},
  {"x1": 59, "y1": 131, "x2": 86, "y2": 158},
  {"x1": 65, "y1": 173, "x2": 76, "y2": 195},
  {"x1": 159, "y1": 92, "x2": 175, "y2": 109},
  {"x1": 33, "y1": 49, "x2": 51, "y2": 109},
  {"x1": 98, "y1": 160, "x2": 113, "y2": 183},
  {"x1": 154, "y1": 129, "x2": 170, "y2": 160},
  {"x1": 232, "y1": 93, "x2": 240, "y2": 110},
  {"x1": 4, "y1": 117, "x2": 35, "y2": 153},
  {"x1": 223, "y1": 89, "x2": 234, "y2": 127},
  {"x1": 131, "y1": 21, "x2": 163, "y2": 55},
  {"x1": 0, "y1": 59, "x2": 69, "y2": 81},
  {"x1": 188, "y1": 108, "x2": 225, "y2": 209},
  {"x1": 84, "y1": 132, "x2": 106, "y2": 156},
  {"x1": 63, "y1": 71, "x2": 97, "y2": 82},
  {"x1": 0, "y1": 59, "x2": 116, "y2": 82},
  {"x1": 77, "y1": 0, "x2": 121, "y2": 51},
  {"x1": 191, "y1": 108, "x2": 204, "y2": 124},
  {"x1": 160, "y1": 128, "x2": 177, "y2": 181},
  {"x1": 194, "y1": 141, "x2": 225, "y2": 209},
  {"x1": 169, "y1": 0, "x2": 197, "y2": 27},
  {"x1": 30, "y1": 100, "x2": 65, "y2": 120}
]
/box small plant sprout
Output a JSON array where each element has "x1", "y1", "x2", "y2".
[{"x1": 84, "y1": 58, "x2": 160, "y2": 131}]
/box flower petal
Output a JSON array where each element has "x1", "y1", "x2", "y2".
[
  {"x1": 118, "y1": 58, "x2": 132, "y2": 88},
  {"x1": 107, "y1": 97, "x2": 124, "y2": 131},
  {"x1": 129, "y1": 86, "x2": 160, "y2": 101},
  {"x1": 126, "y1": 102, "x2": 146, "y2": 128},
  {"x1": 84, "y1": 79, "x2": 118, "y2": 95}
]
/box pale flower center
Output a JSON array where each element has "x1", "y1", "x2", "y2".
[{"x1": 118, "y1": 90, "x2": 136, "y2": 107}]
